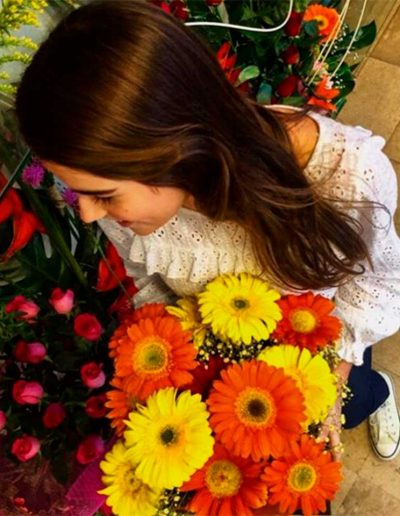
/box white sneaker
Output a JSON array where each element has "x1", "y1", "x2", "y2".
[{"x1": 368, "y1": 371, "x2": 400, "y2": 461}]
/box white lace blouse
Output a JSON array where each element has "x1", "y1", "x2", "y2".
[{"x1": 98, "y1": 108, "x2": 400, "y2": 366}]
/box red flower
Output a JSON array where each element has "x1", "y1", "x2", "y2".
[
  {"x1": 188, "y1": 355, "x2": 226, "y2": 398},
  {"x1": 76, "y1": 435, "x2": 105, "y2": 465},
  {"x1": 207, "y1": 0, "x2": 223, "y2": 6},
  {"x1": 0, "y1": 410, "x2": 6, "y2": 431},
  {"x1": 277, "y1": 75, "x2": 299, "y2": 97},
  {"x1": 5, "y1": 295, "x2": 40, "y2": 320},
  {"x1": 282, "y1": 45, "x2": 300, "y2": 65},
  {"x1": 11, "y1": 435, "x2": 40, "y2": 462},
  {"x1": 42, "y1": 402, "x2": 66, "y2": 429},
  {"x1": 73, "y1": 313, "x2": 103, "y2": 341},
  {"x1": 108, "y1": 278, "x2": 138, "y2": 321},
  {"x1": 81, "y1": 362, "x2": 106, "y2": 389},
  {"x1": 96, "y1": 242, "x2": 127, "y2": 292},
  {"x1": 5, "y1": 211, "x2": 45, "y2": 259},
  {"x1": 150, "y1": 0, "x2": 171, "y2": 14},
  {"x1": 170, "y1": 0, "x2": 189, "y2": 21},
  {"x1": 12, "y1": 380, "x2": 44, "y2": 405},
  {"x1": 13, "y1": 340, "x2": 46, "y2": 364},
  {"x1": 284, "y1": 11, "x2": 303, "y2": 37},
  {"x1": 49, "y1": 288, "x2": 74, "y2": 314},
  {"x1": 216, "y1": 42, "x2": 251, "y2": 94},
  {"x1": 85, "y1": 393, "x2": 108, "y2": 418}
]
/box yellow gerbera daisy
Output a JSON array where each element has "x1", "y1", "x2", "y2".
[
  {"x1": 124, "y1": 387, "x2": 214, "y2": 490},
  {"x1": 258, "y1": 344, "x2": 337, "y2": 427},
  {"x1": 197, "y1": 273, "x2": 282, "y2": 345},
  {"x1": 166, "y1": 297, "x2": 207, "y2": 348},
  {"x1": 98, "y1": 440, "x2": 160, "y2": 516}
]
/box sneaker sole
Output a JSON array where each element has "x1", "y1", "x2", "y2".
[{"x1": 368, "y1": 370, "x2": 400, "y2": 461}]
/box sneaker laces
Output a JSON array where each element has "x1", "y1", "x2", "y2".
[{"x1": 370, "y1": 399, "x2": 399, "y2": 444}]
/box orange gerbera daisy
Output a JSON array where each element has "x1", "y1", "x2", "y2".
[
  {"x1": 105, "y1": 377, "x2": 140, "y2": 436},
  {"x1": 272, "y1": 292, "x2": 341, "y2": 353},
  {"x1": 263, "y1": 434, "x2": 342, "y2": 516},
  {"x1": 114, "y1": 316, "x2": 198, "y2": 399},
  {"x1": 181, "y1": 443, "x2": 268, "y2": 516},
  {"x1": 303, "y1": 4, "x2": 340, "y2": 43},
  {"x1": 207, "y1": 360, "x2": 306, "y2": 460},
  {"x1": 109, "y1": 303, "x2": 168, "y2": 358}
]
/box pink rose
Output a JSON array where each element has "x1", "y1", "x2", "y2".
[
  {"x1": 14, "y1": 340, "x2": 46, "y2": 364},
  {"x1": 42, "y1": 402, "x2": 66, "y2": 429},
  {"x1": 5, "y1": 295, "x2": 39, "y2": 320},
  {"x1": 80, "y1": 362, "x2": 106, "y2": 389},
  {"x1": 73, "y1": 313, "x2": 103, "y2": 341},
  {"x1": 76, "y1": 435, "x2": 105, "y2": 464},
  {"x1": 11, "y1": 435, "x2": 40, "y2": 462},
  {"x1": 12, "y1": 380, "x2": 44, "y2": 405},
  {"x1": 0, "y1": 410, "x2": 6, "y2": 431},
  {"x1": 49, "y1": 288, "x2": 74, "y2": 314}
]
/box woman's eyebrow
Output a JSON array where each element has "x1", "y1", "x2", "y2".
[{"x1": 72, "y1": 188, "x2": 117, "y2": 195}]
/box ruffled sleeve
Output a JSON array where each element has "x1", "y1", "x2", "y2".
[
  {"x1": 97, "y1": 220, "x2": 178, "y2": 308},
  {"x1": 332, "y1": 134, "x2": 400, "y2": 365}
]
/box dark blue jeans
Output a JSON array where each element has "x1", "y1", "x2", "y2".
[{"x1": 342, "y1": 347, "x2": 389, "y2": 429}]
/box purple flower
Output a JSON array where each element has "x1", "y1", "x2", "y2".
[
  {"x1": 21, "y1": 162, "x2": 45, "y2": 188},
  {"x1": 62, "y1": 188, "x2": 78, "y2": 208}
]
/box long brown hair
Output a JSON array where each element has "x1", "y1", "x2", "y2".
[{"x1": 16, "y1": 0, "x2": 371, "y2": 290}]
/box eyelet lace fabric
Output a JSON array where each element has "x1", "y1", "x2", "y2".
[{"x1": 98, "y1": 110, "x2": 400, "y2": 366}]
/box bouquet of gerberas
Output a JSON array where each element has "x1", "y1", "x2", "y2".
[{"x1": 101, "y1": 272, "x2": 344, "y2": 516}]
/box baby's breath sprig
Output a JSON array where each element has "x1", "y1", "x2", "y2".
[
  {"x1": 156, "y1": 489, "x2": 194, "y2": 516},
  {"x1": 197, "y1": 331, "x2": 275, "y2": 364}
]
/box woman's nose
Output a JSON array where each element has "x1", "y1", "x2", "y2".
[{"x1": 78, "y1": 196, "x2": 107, "y2": 224}]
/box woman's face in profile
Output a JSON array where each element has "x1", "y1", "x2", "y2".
[{"x1": 42, "y1": 161, "x2": 194, "y2": 235}]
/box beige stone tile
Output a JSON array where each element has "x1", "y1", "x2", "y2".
[
  {"x1": 336, "y1": 478, "x2": 400, "y2": 514},
  {"x1": 372, "y1": 6, "x2": 400, "y2": 66},
  {"x1": 385, "y1": 125, "x2": 400, "y2": 163},
  {"x1": 341, "y1": 422, "x2": 370, "y2": 474},
  {"x1": 338, "y1": 58, "x2": 400, "y2": 140},
  {"x1": 391, "y1": 160, "x2": 400, "y2": 233},
  {"x1": 356, "y1": 451, "x2": 400, "y2": 501},
  {"x1": 331, "y1": 466, "x2": 357, "y2": 514},
  {"x1": 372, "y1": 333, "x2": 400, "y2": 377}
]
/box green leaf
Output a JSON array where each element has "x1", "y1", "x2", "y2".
[
  {"x1": 281, "y1": 96, "x2": 306, "y2": 107},
  {"x1": 303, "y1": 21, "x2": 319, "y2": 38},
  {"x1": 256, "y1": 82, "x2": 273, "y2": 104},
  {"x1": 237, "y1": 65, "x2": 260, "y2": 85},
  {"x1": 51, "y1": 452, "x2": 69, "y2": 485},
  {"x1": 340, "y1": 21, "x2": 377, "y2": 51}
]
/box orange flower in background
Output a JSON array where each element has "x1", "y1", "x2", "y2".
[
  {"x1": 216, "y1": 41, "x2": 250, "y2": 94},
  {"x1": 308, "y1": 76, "x2": 340, "y2": 112},
  {"x1": 263, "y1": 434, "x2": 342, "y2": 516},
  {"x1": 208, "y1": 360, "x2": 306, "y2": 461},
  {"x1": 272, "y1": 292, "x2": 342, "y2": 353},
  {"x1": 105, "y1": 376, "x2": 139, "y2": 436},
  {"x1": 0, "y1": 174, "x2": 45, "y2": 260},
  {"x1": 181, "y1": 443, "x2": 268, "y2": 516},
  {"x1": 303, "y1": 4, "x2": 340, "y2": 43},
  {"x1": 114, "y1": 316, "x2": 198, "y2": 399},
  {"x1": 132, "y1": 303, "x2": 168, "y2": 322}
]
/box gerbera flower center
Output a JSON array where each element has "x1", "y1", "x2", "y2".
[
  {"x1": 159, "y1": 425, "x2": 179, "y2": 446},
  {"x1": 232, "y1": 297, "x2": 249, "y2": 310},
  {"x1": 289, "y1": 309, "x2": 318, "y2": 333},
  {"x1": 205, "y1": 459, "x2": 242, "y2": 497},
  {"x1": 315, "y1": 15, "x2": 329, "y2": 29},
  {"x1": 133, "y1": 337, "x2": 169, "y2": 374},
  {"x1": 118, "y1": 463, "x2": 143, "y2": 495},
  {"x1": 235, "y1": 387, "x2": 276, "y2": 428},
  {"x1": 287, "y1": 461, "x2": 317, "y2": 492}
]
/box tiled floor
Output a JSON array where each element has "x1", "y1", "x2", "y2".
[{"x1": 333, "y1": 4, "x2": 400, "y2": 514}]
